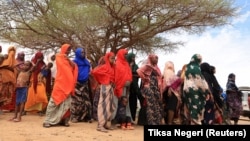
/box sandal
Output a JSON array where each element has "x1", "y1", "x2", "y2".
[
  {"x1": 126, "y1": 123, "x2": 134, "y2": 130},
  {"x1": 121, "y1": 123, "x2": 127, "y2": 130}
]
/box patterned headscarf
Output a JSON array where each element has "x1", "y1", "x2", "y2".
[{"x1": 184, "y1": 54, "x2": 209, "y2": 93}]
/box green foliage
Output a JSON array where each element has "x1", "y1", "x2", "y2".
[{"x1": 0, "y1": 0, "x2": 238, "y2": 63}]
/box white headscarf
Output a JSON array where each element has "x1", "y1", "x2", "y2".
[{"x1": 46, "y1": 53, "x2": 57, "y2": 78}]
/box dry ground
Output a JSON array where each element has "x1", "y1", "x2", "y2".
[
  {"x1": 0, "y1": 111, "x2": 143, "y2": 141},
  {"x1": 1, "y1": 111, "x2": 250, "y2": 141}
]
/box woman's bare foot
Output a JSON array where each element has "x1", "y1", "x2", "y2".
[
  {"x1": 9, "y1": 117, "x2": 17, "y2": 121},
  {"x1": 13, "y1": 118, "x2": 21, "y2": 122}
]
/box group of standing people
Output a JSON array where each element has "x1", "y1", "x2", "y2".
[{"x1": 0, "y1": 44, "x2": 244, "y2": 133}]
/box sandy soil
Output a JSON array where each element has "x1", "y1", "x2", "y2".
[
  {"x1": 1, "y1": 111, "x2": 250, "y2": 141},
  {"x1": 0, "y1": 111, "x2": 144, "y2": 141}
]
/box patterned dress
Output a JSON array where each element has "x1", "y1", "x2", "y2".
[
  {"x1": 183, "y1": 54, "x2": 210, "y2": 125},
  {"x1": 226, "y1": 76, "x2": 242, "y2": 121}
]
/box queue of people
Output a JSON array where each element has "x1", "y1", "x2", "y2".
[{"x1": 0, "y1": 45, "x2": 244, "y2": 134}]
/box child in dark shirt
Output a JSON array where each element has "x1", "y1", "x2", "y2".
[{"x1": 115, "y1": 96, "x2": 134, "y2": 130}]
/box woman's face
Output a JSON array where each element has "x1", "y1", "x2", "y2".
[
  {"x1": 109, "y1": 55, "x2": 115, "y2": 64},
  {"x1": 151, "y1": 56, "x2": 158, "y2": 65},
  {"x1": 81, "y1": 49, "x2": 86, "y2": 58},
  {"x1": 65, "y1": 47, "x2": 72, "y2": 56},
  {"x1": 51, "y1": 55, "x2": 55, "y2": 61}
]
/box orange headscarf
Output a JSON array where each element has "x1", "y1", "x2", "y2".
[
  {"x1": 51, "y1": 44, "x2": 78, "y2": 105},
  {"x1": 0, "y1": 46, "x2": 17, "y2": 84}
]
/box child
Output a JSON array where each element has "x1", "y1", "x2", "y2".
[
  {"x1": 115, "y1": 96, "x2": 134, "y2": 130},
  {"x1": 10, "y1": 61, "x2": 32, "y2": 122}
]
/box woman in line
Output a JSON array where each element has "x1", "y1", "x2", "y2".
[
  {"x1": 91, "y1": 56, "x2": 105, "y2": 121},
  {"x1": 24, "y1": 51, "x2": 48, "y2": 116},
  {"x1": 126, "y1": 52, "x2": 141, "y2": 122},
  {"x1": 136, "y1": 54, "x2": 163, "y2": 125},
  {"x1": 162, "y1": 61, "x2": 182, "y2": 125},
  {"x1": 226, "y1": 73, "x2": 242, "y2": 125},
  {"x1": 183, "y1": 54, "x2": 211, "y2": 125},
  {"x1": 114, "y1": 49, "x2": 133, "y2": 122},
  {"x1": 71, "y1": 47, "x2": 92, "y2": 123},
  {"x1": 91, "y1": 52, "x2": 116, "y2": 132},
  {"x1": 43, "y1": 44, "x2": 78, "y2": 128},
  {"x1": 0, "y1": 46, "x2": 17, "y2": 112}
]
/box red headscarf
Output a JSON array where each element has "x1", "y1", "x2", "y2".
[
  {"x1": 114, "y1": 49, "x2": 132, "y2": 98},
  {"x1": 91, "y1": 52, "x2": 115, "y2": 85},
  {"x1": 31, "y1": 51, "x2": 45, "y2": 93}
]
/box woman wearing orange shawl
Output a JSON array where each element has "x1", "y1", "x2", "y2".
[
  {"x1": 0, "y1": 46, "x2": 17, "y2": 109},
  {"x1": 113, "y1": 49, "x2": 133, "y2": 122},
  {"x1": 43, "y1": 44, "x2": 78, "y2": 128},
  {"x1": 24, "y1": 51, "x2": 48, "y2": 115},
  {"x1": 136, "y1": 54, "x2": 163, "y2": 125},
  {"x1": 91, "y1": 52, "x2": 116, "y2": 132}
]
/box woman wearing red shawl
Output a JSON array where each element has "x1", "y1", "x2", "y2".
[
  {"x1": 91, "y1": 56, "x2": 105, "y2": 121},
  {"x1": 136, "y1": 54, "x2": 163, "y2": 125},
  {"x1": 24, "y1": 51, "x2": 48, "y2": 115},
  {"x1": 91, "y1": 52, "x2": 116, "y2": 133},
  {"x1": 113, "y1": 49, "x2": 133, "y2": 123},
  {"x1": 43, "y1": 44, "x2": 78, "y2": 128},
  {"x1": 0, "y1": 46, "x2": 17, "y2": 110}
]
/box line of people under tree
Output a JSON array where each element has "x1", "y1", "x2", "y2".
[{"x1": 0, "y1": 44, "x2": 243, "y2": 133}]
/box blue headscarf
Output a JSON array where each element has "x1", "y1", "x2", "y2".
[{"x1": 74, "y1": 47, "x2": 91, "y2": 83}]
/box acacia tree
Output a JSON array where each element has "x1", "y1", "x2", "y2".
[{"x1": 0, "y1": 0, "x2": 238, "y2": 64}]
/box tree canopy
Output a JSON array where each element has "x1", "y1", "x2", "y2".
[{"x1": 0, "y1": 0, "x2": 238, "y2": 65}]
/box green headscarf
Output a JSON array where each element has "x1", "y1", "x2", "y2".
[
  {"x1": 126, "y1": 52, "x2": 138, "y2": 72},
  {"x1": 185, "y1": 54, "x2": 203, "y2": 78}
]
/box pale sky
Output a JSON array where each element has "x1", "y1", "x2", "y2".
[
  {"x1": 1, "y1": 0, "x2": 250, "y2": 89},
  {"x1": 155, "y1": 0, "x2": 250, "y2": 89}
]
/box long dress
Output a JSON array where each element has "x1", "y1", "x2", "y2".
[
  {"x1": 226, "y1": 79, "x2": 242, "y2": 121},
  {"x1": 43, "y1": 44, "x2": 78, "y2": 126},
  {"x1": 183, "y1": 54, "x2": 210, "y2": 125},
  {"x1": 136, "y1": 54, "x2": 163, "y2": 125},
  {"x1": 24, "y1": 72, "x2": 48, "y2": 112},
  {"x1": 25, "y1": 52, "x2": 48, "y2": 113},
  {"x1": 0, "y1": 47, "x2": 17, "y2": 110},
  {"x1": 71, "y1": 47, "x2": 92, "y2": 122}
]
